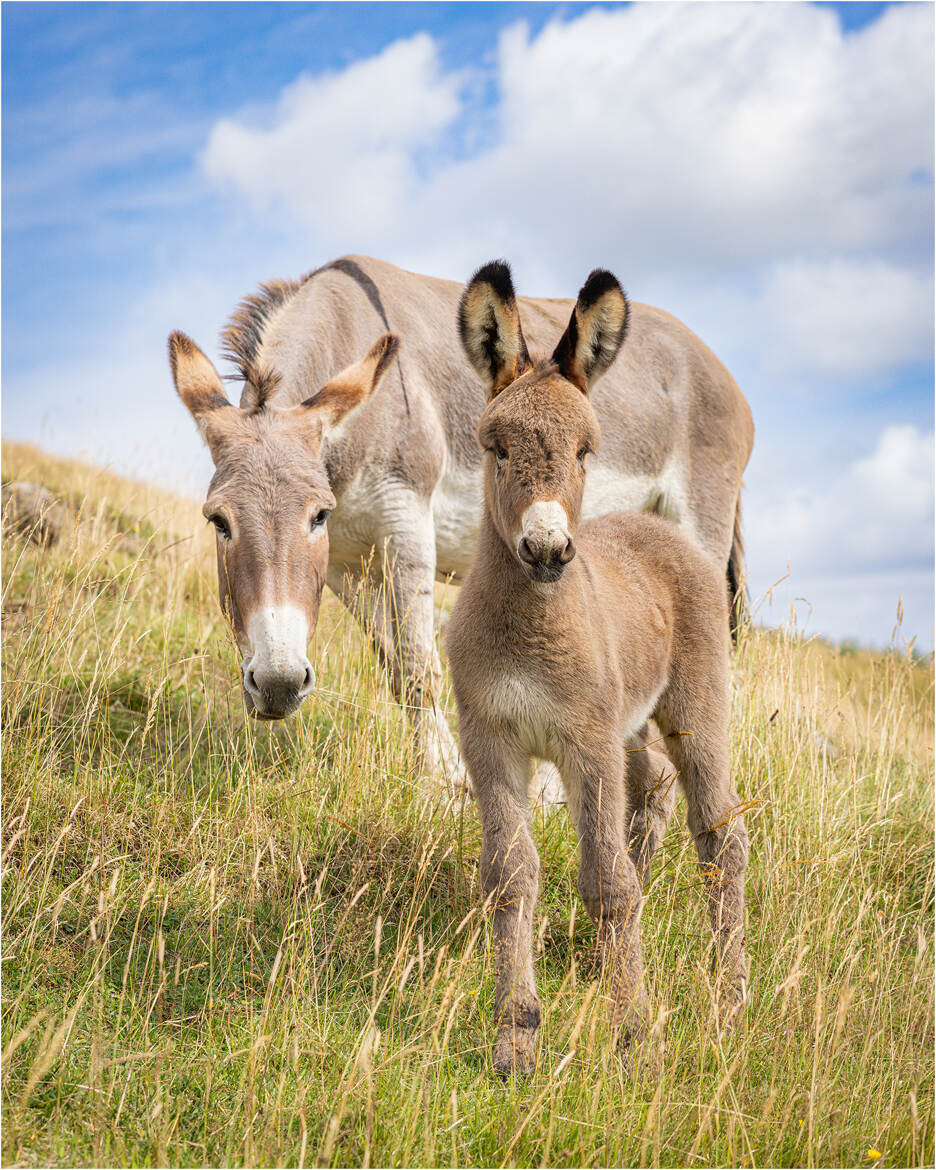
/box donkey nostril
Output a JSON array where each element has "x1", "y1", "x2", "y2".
[
  {"x1": 302, "y1": 667, "x2": 313, "y2": 691},
  {"x1": 245, "y1": 669, "x2": 258, "y2": 693}
]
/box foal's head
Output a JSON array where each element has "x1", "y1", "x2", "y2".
[
  {"x1": 458, "y1": 262, "x2": 629, "y2": 583},
  {"x1": 169, "y1": 330, "x2": 399, "y2": 719}
]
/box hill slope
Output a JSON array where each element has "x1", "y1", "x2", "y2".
[{"x1": 2, "y1": 440, "x2": 933, "y2": 1168}]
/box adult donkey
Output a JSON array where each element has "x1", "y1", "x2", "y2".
[{"x1": 168, "y1": 255, "x2": 753, "y2": 793}]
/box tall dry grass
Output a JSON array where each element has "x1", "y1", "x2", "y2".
[{"x1": 2, "y1": 439, "x2": 933, "y2": 1168}]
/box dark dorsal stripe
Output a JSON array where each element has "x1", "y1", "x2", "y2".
[{"x1": 319, "y1": 258, "x2": 410, "y2": 416}]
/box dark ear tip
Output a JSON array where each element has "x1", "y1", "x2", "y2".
[
  {"x1": 370, "y1": 331, "x2": 400, "y2": 359},
  {"x1": 466, "y1": 259, "x2": 516, "y2": 303},
  {"x1": 370, "y1": 332, "x2": 401, "y2": 380},
  {"x1": 578, "y1": 269, "x2": 626, "y2": 309},
  {"x1": 168, "y1": 330, "x2": 196, "y2": 374}
]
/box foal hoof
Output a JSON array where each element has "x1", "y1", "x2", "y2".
[{"x1": 493, "y1": 1029, "x2": 537, "y2": 1078}]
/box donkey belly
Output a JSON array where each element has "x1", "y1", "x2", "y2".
[
  {"x1": 431, "y1": 462, "x2": 483, "y2": 581},
  {"x1": 582, "y1": 460, "x2": 696, "y2": 542}
]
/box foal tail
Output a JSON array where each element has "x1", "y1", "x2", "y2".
[{"x1": 727, "y1": 491, "x2": 747, "y2": 645}]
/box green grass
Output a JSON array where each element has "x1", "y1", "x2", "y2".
[{"x1": 2, "y1": 439, "x2": 933, "y2": 1168}]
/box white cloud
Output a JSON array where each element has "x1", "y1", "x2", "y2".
[
  {"x1": 199, "y1": 5, "x2": 933, "y2": 269},
  {"x1": 747, "y1": 424, "x2": 934, "y2": 580},
  {"x1": 202, "y1": 33, "x2": 462, "y2": 240},
  {"x1": 196, "y1": 3, "x2": 934, "y2": 380},
  {"x1": 756, "y1": 259, "x2": 934, "y2": 378}
]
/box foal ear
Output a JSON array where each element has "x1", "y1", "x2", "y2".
[
  {"x1": 301, "y1": 333, "x2": 400, "y2": 428},
  {"x1": 168, "y1": 331, "x2": 238, "y2": 456},
  {"x1": 458, "y1": 260, "x2": 531, "y2": 398},
  {"x1": 551, "y1": 270, "x2": 629, "y2": 393}
]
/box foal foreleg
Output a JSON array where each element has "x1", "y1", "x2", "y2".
[
  {"x1": 571, "y1": 749, "x2": 646, "y2": 1050},
  {"x1": 462, "y1": 724, "x2": 540, "y2": 1075}
]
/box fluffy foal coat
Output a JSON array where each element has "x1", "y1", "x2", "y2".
[{"x1": 446, "y1": 263, "x2": 749, "y2": 1076}]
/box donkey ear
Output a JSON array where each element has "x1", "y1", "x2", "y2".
[
  {"x1": 168, "y1": 331, "x2": 238, "y2": 454},
  {"x1": 301, "y1": 333, "x2": 400, "y2": 428},
  {"x1": 551, "y1": 270, "x2": 629, "y2": 393},
  {"x1": 458, "y1": 260, "x2": 531, "y2": 398}
]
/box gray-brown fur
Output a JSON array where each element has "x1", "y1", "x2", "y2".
[
  {"x1": 446, "y1": 267, "x2": 749, "y2": 1075},
  {"x1": 168, "y1": 254, "x2": 753, "y2": 793}
]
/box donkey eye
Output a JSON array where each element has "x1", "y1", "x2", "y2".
[
  {"x1": 310, "y1": 509, "x2": 331, "y2": 530},
  {"x1": 208, "y1": 515, "x2": 231, "y2": 540}
]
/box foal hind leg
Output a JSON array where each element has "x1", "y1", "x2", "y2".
[
  {"x1": 624, "y1": 723, "x2": 679, "y2": 888},
  {"x1": 567, "y1": 746, "x2": 646, "y2": 1051},
  {"x1": 657, "y1": 711, "x2": 748, "y2": 1030}
]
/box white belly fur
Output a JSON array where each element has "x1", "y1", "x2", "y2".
[
  {"x1": 583, "y1": 461, "x2": 696, "y2": 541},
  {"x1": 432, "y1": 462, "x2": 483, "y2": 580},
  {"x1": 331, "y1": 459, "x2": 693, "y2": 578}
]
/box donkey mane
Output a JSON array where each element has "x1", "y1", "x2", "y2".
[{"x1": 221, "y1": 273, "x2": 317, "y2": 410}]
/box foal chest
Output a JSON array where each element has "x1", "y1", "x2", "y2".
[{"x1": 483, "y1": 661, "x2": 567, "y2": 762}]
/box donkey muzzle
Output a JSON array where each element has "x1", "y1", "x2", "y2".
[
  {"x1": 242, "y1": 604, "x2": 316, "y2": 719},
  {"x1": 243, "y1": 659, "x2": 315, "y2": 719}
]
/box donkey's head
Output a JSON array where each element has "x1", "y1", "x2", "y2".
[
  {"x1": 458, "y1": 262, "x2": 628, "y2": 583},
  {"x1": 169, "y1": 330, "x2": 400, "y2": 719}
]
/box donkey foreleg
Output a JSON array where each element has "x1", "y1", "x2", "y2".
[
  {"x1": 378, "y1": 517, "x2": 474, "y2": 799},
  {"x1": 329, "y1": 558, "x2": 468, "y2": 798}
]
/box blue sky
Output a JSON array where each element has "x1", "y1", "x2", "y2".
[{"x1": 3, "y1": 2, "x2": 933, "y2": 649}]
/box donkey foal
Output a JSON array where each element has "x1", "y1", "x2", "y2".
[{"x1": 446, "y1": 262, "x2": 749, "y2": 1076}]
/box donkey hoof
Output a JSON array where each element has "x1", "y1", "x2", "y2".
[
  {"x1": 717, "y1": 996, "x2": 745, "y2": 1037},
  {"x1": 615, "y1": 1017, "x2": 647, "y2": 1055},
  {"x1": 493, "y1": 1029, "x2": 537, "y2": 1078}
]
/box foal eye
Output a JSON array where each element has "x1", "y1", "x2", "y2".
[
  {"x1": 208, "y1": 515, "x2": 231, "y2": 540},
  {"x1": 310, "y1": 508, "x2": 331, "y2": 530},
  {"x1": 577, "y1": 447, "x2": 589, "y2": 465},
  {"x1": 493, "y1": 443, "x2": 508, "y2": 465}
]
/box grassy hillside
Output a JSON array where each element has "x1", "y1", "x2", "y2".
[{"x1": 2, "y1": 439, "x2": 933, "y2": 1168}]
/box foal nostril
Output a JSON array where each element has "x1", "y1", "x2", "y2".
[
  {"x1": 518, "y1": 537, "x2": 537, "y2": 565},
  {"x1": 559, "y1": 539, "x2": 576, "y2": 565},
  {"x1": 245, "y1": 668, "x2": 259, "y2": 694}
]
